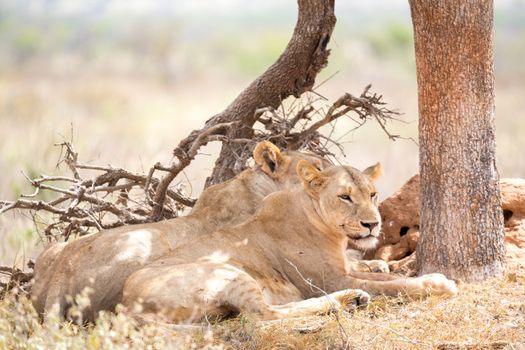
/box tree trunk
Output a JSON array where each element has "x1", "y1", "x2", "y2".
[
  {"x1": 409, "y1": 0, "x2": 505, "y2": 281},
  {"x1": 201, "y1": 0, "x2": 336, "y2": 187}
]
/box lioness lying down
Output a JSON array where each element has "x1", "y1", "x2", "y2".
[
  {"x1": 122, "y1": 160, "x2": 457, "y2": 323},
  {"x1": 32, "y1": 142, "x2": 332, "y2": 321}
]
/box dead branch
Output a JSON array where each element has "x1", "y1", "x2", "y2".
[
  {"x1": 151, "y1": 122, "x2": 233, "y2": 219},
  {"x1": 242, "y1": 85, "x2": 401, "y2": 160},
  {"x1": 0, "y1": 141, "x2": 197, "y2": 240},
  {"x1": 0, "y1": 261, "x2": 34, "y2": 299}
]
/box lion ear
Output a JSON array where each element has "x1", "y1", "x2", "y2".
[
  {"x1": 253, "y1": 141, "x2": 284, "y2": 177},
  {"x1": 362, "y1": 162, "x2": 382, "y2": 182},
  {"x1": 296, "y1": 160, "x2": 327, "y2": 194}
]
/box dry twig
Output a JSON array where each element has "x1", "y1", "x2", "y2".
[{"x1": 0, "y1": 261, "x2": 34, "y2": 300}]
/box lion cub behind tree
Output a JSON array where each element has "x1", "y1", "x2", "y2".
[
  {"x1": 32, "y1": 142, "x2": 332, "y2": 322},
  {"x1": 122, "y1": 160, "x2": 457, "y2": 323}
]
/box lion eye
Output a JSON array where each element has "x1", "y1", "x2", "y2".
[
  {"x1": 339, "y1": 194, "x2": 353, "y2": 203},
  {"x1": 371, "y1": 192, "x2": 377, "y2": 199}
]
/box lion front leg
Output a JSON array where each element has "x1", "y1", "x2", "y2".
[
  {"x1": 333, "y1": 273, "x2": 458, "y2": 298},
  {"x1": 345, "y1": 249, "x2": 390, "y2": 273},
  {"x1": 269, "y1": 289, "x2": 370, "y2": 318}
]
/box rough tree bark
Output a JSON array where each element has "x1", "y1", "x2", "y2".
[
  {"x1": 409, "y1": 0, "x2": 505, "y2": 281},
  {"x1": 198, "y1": 0, "x2": 336, "y2": 187}
]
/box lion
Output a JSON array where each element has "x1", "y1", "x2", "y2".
[
  {"x1": 343, "y1": 160, "x2": 389, "y2": 274},
  {"x1": 121, "y1": 160, "x2": 457, "y2": 323},
  {"x1": 31, "y1": 141, "x2": 332, "y2": 321}
]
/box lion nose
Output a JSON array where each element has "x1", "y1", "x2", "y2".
[{"x1": 360, "y1": 221, "x2": 379, "y2": 232}]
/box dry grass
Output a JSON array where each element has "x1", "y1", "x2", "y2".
[
  {"x1": 212, "y1": 267, "x2": 525, "y2": 350},
  {"x1": 0, "y1": 266, "x2": 523, "y2": 349}
]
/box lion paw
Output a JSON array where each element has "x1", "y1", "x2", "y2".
[
  {"x1": 350, "y1": 260, "x2": 390, "y2": 273},
  {"x1": 332, "y1": 289, "x2": 370, "y2": 312},
  {"x1": 417, "y1": 273, "x2": 458, "y2": 296},
  {"x1": 366, "y1": 260, "x2": 390, "y2": 273}
]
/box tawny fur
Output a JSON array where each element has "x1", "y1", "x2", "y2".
[
  {"x1": 122, "y1": 161, "x2": 457, "y2": 323},
  {"x1": 31, "y1": 142, "x2": 331, "y2": 321}
]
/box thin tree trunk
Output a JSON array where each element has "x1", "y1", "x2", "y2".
[{"x1": 409, "y1": 0, "x2": 505, "y2": 281}]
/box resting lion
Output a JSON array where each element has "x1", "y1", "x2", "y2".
[
  {"x1": 122, "y1": 160, "x2": 457, "y2": 323},
  {"x1": 31, "y1": 141, "x2": 332, "y2": 321}
]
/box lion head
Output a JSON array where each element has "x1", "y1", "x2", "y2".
[
  {"x1": 252, "y1": 141, "x2": 332, "y2": 186},
  {"x1": 191, "y1": 141, "x2": 332, "y2": 217},
  {"x1": 296, "y1": 159, "x2": 382, "y2": 251}
]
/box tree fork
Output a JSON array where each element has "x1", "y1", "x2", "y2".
[
  {"x1": 410, "y1": 0, "x2": 505, "y2": 281},
  {"x1": 175, "y1": 0, "x2": 337, "y2": 187}
]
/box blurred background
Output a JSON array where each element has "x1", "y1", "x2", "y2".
[{"x1": 1, "y1": 0, "x2": 524, "y2": 265}]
